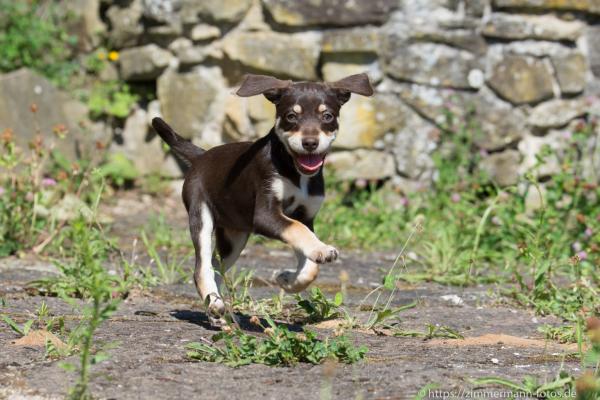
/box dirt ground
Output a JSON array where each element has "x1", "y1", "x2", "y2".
[{"x1": 0, "y1": 193, "x2": 580, "y2": 400}]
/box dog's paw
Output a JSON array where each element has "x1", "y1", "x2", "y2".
[
  {"x1": 308, "y1": 244, "x2": 338, "y2": 264},
  {"x1": 208, "y1": 315, "x2": 228, "y2": 328},
  {"x1": 206, "y1": 293, "x2": 225, "y2": 316},
  {"x1": 276, "y1": 270, "x2": 304, "y2": 293}
]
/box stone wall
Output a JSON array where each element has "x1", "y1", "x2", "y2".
[{"x1": 95, "y1": 0, "x2": 600, "y2": 190}]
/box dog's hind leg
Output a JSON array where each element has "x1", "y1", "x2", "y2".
[
  {"x1": 189, "y1": 202, "x2": 224, "y2": 324},
  {"x1": 276, "y1": 251, "x2": 319, "y2": 293},
  {"x1": 214, "y1": 227, "x2": 249, "y2": 277}
]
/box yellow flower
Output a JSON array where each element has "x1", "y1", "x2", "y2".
[
  {"x1": 108, "y1": 51, "x2": 119, "y2": 62},
  {"x1": 97, "y1": 52, "x2": 106, "y2": 60}
]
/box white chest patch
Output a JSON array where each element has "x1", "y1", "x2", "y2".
[{"x1": 271, "y1": 175, "x2": 324, "y2": 219}]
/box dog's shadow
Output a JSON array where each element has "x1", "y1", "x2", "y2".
[{"x1": 170, "y1": 309, "x2": 304, "y2": 333}]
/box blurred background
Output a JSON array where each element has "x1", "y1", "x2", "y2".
[{"x1": 2, "y1": 0, "x2": 600, "y2": 194}]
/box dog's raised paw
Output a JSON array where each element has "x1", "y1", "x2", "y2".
[{"x1": 309, "y1": 244, "x2": 338, "y2": 264}]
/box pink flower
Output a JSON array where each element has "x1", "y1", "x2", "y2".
[
  {"x1": 0, "y1": 186, "x2": 4, "y2": 196},
  {"x1": 572, "y1": 242, "x2": 582, "y2": 252},
  {"x1": 400, "y1": 197, "x2": 409, "y2": 207},
  {"x1": 451, "y1": 193, "x2": 461, "y2": 203},
  {"x1": 355, "y1": 179, "x2": 367, "y2": 189},
  {"x1": 585, "y1": 227, "x2": 593, "y2": 238},
  {"x1": 41, "y1": 178, "x2": 57, "y2": 187},
  {"x1": 577, "y1": 251, "x2": 588, "y2": 261}
]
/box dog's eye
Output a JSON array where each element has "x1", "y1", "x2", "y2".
[
  {"x1": 322, "y1": 112, "x2": 334, "y2": 123},
  {"x1": 285, "y1": 112, "x2": 298, "y2": 123}
]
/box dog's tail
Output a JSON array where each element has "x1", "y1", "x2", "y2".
[{"x1": 151, "y1": 117, "x2": 205, "y2": 166}]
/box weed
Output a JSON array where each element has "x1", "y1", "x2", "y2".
[
  {"x1": 0, "y1": 0, "x2": 78, "y2": 85},
  {"x1": 86, "y1": 80, "x2": 139, "y2": 120},
  {"x1": 97, "y1": 152, "x2": 139, "y2": 187},
  {"x1": 472, "y1": 373, "x2": 575, "y2": 399},
  {"x1": 141, "y1": 230, "x2": 190, "y2": 285},
  {"x1": 392, "y1": 324, "x2": 464, "y2": 340},
  {"x1": 187, "y1": 317, "x2": 366, "y2": 367},
  {"x1": 296, "y1": 287, "x2": 343, "y2": 323},
  {"x1": 31, "y1": 211, "x2": 125, "y2": 399},
  {"x1": 539, "y1": 323, "x2": 582, "y2": 345},
  {"x1": 1, "y1": 314, "x2": 34, "y2": 337}
]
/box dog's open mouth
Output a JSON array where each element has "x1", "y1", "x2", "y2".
[{"x1": 294, "y1": 153, "x2": 326, "y2": 174}]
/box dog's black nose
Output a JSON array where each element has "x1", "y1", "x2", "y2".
[{"x1": 302, "y1": 137, "x2": 319, "y2": 152}]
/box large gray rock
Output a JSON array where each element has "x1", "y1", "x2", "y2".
[
  {"x1": 106, "y1": 0, "x2": 143, "y2": 48},
  {"x1": 518, "y1": 131, "x2": 565, "y2": 177},
  {"x1": 326, "y1": 150, "x2": 396, "y2": 180},
  {"x1": 383, "y1": 10, "x2": 487, "y2": 55},
  {"x1": 262, "y1": 0, "x2": 396, "y2": 26},
  {"x1": 482, "y1": 13, "x2": 583, "y2": 41},
  {"x1": 321, "y1": 53, "x2": 381, "y2": 82},
  {"x1": 222, "y1": 31, "x2": 321, "y2": 80},
  {"x1": 587, "y1": 26, "x2": 600, "y2": 78},
  {"x1": 321, "y1": 27, "x2": 381, "y2": 54},
  {"x1": 62, "y1": 0, "x2": 106, "y2": 50},
  {"x1": 552, "y1": 51, "x2": 586, "y2": 95},
  {"x1": 480, "y1": 150, "x2": 521, "y2": 187},
  {"x1": 392, "y1": 108, "x2": 438, "y2": 180},
  {"x1": 527, "y1": 99, "x2": 588, "y2": 129},
  {"x1": 494, "y1": 0, "x2": 600, "y2": 14},
  {"x1": 189, "y1": 23, "x2": 221, "y2": 41},
  {"x1": 487, "y1": 55, "x2": 554, "y2": 105},
  {"x1": 157, "y1": 67, "x2": 226, "y2": 149},
  {"x1": 142, "y1": 0, "x2": 182, "y2": 23},
  {"x1": 224, "y1": 94, "x2": 275, "y2": 141},
  {"x1": 119, "y1": 44, "x2": 174, "y2": 81},
  {"x1": 382, "y1": 42, "x2": 482, "y2": 89},
  {"x1": 334, "y1": 93, "x2": 381, "y2": 149},
  {"x1": 382, "y1": 81, "x2": 527, "y2": 151},
  {"x1": 181, "y1": 0, "x2": 252, "y2": 23},
  {"x1": 0, "y1": 69, "x2": 108, "y2": 160}
]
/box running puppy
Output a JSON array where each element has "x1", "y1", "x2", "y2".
[{"x1": 152, "y1": 73, "x2": 373, "y2": 325}]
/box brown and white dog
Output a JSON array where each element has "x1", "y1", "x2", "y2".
[{"x1": 152, "y1": 73, "x2": 373, "y2": 325}]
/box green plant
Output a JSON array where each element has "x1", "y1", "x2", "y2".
[
  {"x1": 539, "y1": 324, "x2": 581, "y2": 344},
  {"x1": 295, "y1": 288, "x2": 343, "y2": 323},
  {"x1": 34, "y1": 215, "x2": 125, "y2": 400},
  {"x1": 187, "y1": 318, "x2": 367, "y2": 367},
  {"x1": 34, "y1": 216, "x2": 125, "y2": 298},
  {"x1": 86, "y1": 80, "x2": 138, "y2": 119},
  {"x1": 140, "y1": 228, "x2": 191, "y2": 286},
  {"x1": 472, "y1": 374, "x2": 575, "y2": 399},
  {"x1": 392, "y1": 324, "x2": 464, "y2": 340},
  {"x1": 0, "y1": 0, "x2": 78, "y2": 85},
  {"x1": 316, "y1": 180, "x2": 409, "y2": 249},
  {"x1": 97, "y1": 152, "x2": 139, "y2": 187},
  {"x1": 1, "y1": 314, "x2": 34, "y2": 337}
]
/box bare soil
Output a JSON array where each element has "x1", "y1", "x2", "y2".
[{"x1": 0, "y1": 192, "x2": 579, "y2": 399}]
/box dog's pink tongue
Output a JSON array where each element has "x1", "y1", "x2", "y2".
[{"x1": 297, "y1": 154, "x2": 324, "y2": 171}]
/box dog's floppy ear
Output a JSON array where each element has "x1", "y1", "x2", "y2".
[
  {"x1": 236, "y1": 74, "x2": 292, "y2": 103},
  {"x1": 328, "y1": 73, "x2": 374, "y2": 105}
]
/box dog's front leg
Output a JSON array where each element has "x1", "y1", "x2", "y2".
[
  {"x1": 255, "y1": 212, "x2": 338, "y2": 266},
  {"x1": 189, "y1": 202, "x2": 225, "y2": 325}
]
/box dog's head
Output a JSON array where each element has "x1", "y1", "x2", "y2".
[{"x1": 236, "y1": 73, "x2": 373, "y2": 176}]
